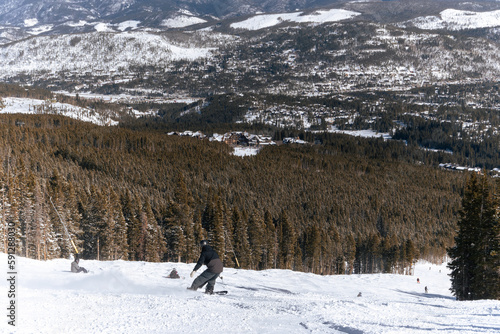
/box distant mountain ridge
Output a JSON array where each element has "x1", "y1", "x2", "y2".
[
  {"x1": 0, "y1": 0, "x2": 342, "y2": 27},
  {"x1": 1, "y1": 0, "x2": 500, "y2": 100},
  {"x1": 2, "y1": 1, "x2": 500, "y2": 28}
]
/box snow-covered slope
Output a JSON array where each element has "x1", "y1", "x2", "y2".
[
  {"x1": 0, "y1": 97, "x2": 117, "y2": 126},
  {"x1": 0, "y1": 30, "x2": 220, "y2": 79},
  {"x1": 230, "y1": 8, "x2": 360, "y2": 30},
  {"x1": 403, "y1": 9, "x2": 500, "y2": 30},
  {"x1": 1, "y1": 253, "x2": 499, "y2": 333}
]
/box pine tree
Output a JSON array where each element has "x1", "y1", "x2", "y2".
[
  {"x1": 23, "y1": 171, "x2": 37, "y2": 258},
  {"x1": 367, "y1": 233, "x2": 382, "y2": 274},
  {"x1": 110, "y1": 188, "x2": 128, "y2": 260},
  {"x1": 277, "y1": 209, "x2": 296, "y2": 270},
  {"x1": 79, "y1": 185, "x2": 106, "y2": 259},
  {"x1": 202, "y1": 196, "x2": 226, "y2": 262},
  {"x1": 164, "y1": 173, "x2": 195, "y2": 262},
  {"x1": 63, "y1": 181, "x2": 83, "y2": 254},
  {"x1": 382, "y1": 234, "x2": 399, "y2": 273},
  {"x1": 47, "y1": 170, "x2": 80, "y2": 258},
  {"x1": 303, "y1": 224, "x2": 321, "y2": 273},
  {"x1": 32, "y1": 178, "x2": 48, "y2": 260},
  {"x1": 263, "y1": 210, "x2": 277, "y2": 269},
  {"x1": 232, "y1": 207, "x2": 250, "y2": 268},
  {"x1": 164, "y1": 198, "x2": 187, "y2": 262},
  {"x1": 211, "y1": 198, "x2": 226, "y2": 263},
  {"x1": 121, "y1": 190, "x2": 142, "y2": 261},
  {"x1": 7, "y1": 172, "x2": 23, "y2": 256},
  {"x1": 404, "y1": 239, "x2": 418, "y2": 275},
  {"x1": 248, "y1": 211, "x2": 265, "y2": 270},
  {"x1": 142, "y1": 200, "x2": 165, "y2": 262},
  {"x1": 344, "y1": 234, "x2": 356, "y2": 274},
  {"x1": 448, "y1": 173, "x2": 500, "y2": 300}
]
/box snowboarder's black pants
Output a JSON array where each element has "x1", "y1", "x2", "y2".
[{"x1": 191, "y1": 270, "x2": 220, "y2": 292}]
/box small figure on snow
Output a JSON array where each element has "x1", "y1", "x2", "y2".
[
  {"x1": 357, "y1": 292, "x2": 362, "y2": 297},
  {"x1": 187, "y1": 240, "x2": 223, "y2": 294},
  {"x1": 425, "y1": 286, "x2": 428, "y2": 293},
  {"x1": 417, "y1": 278, "x2": 420, "y2": 283},
  {"x1": 71, "y1": 254, "x2": 88, "y2": 273},
  {"x1": 166, "y1": 268, "x2": 180, "y2": 279}
]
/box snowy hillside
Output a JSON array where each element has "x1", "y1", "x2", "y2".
[
  {"x1": 230, "y1": 8, "x2": 360, "y2": 31},
  {"x1": 0, "y1": 30, "x2": 222, "y2": 79},
  {"x1": 403, "y1": 9, "x2": 500, "y2": 30},
  {"x1": 0, "y1": 97, "x2": 117, "y2": 126},
  {"x1": 2, "y1": 253, "x2": 499, "y2": 334}
]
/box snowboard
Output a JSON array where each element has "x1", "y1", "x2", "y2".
[{"x1": 187, "y1": 287, "x2": 228, "y2": 295}]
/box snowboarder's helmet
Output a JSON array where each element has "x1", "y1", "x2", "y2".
[{"x1": 200, "y1": 240, "x2": 208, "y2": 246}]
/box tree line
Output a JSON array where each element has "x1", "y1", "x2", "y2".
[{"x1": 0, "y1": 113, "x2": 467, "y2": 275}]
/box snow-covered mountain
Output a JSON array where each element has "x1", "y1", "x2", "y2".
[
  {"x1": 0, "y1": 30, "x2": 223, "y2": 77},
  {"x1": 2, "y1": 1, "x2": 500, "y2": 40},
  {"x1": 0, "y1": 0, "x2": 500, "y2": 105},
  {"x1": 0, "y1": 0, "x2": 343, "y2": 31}
]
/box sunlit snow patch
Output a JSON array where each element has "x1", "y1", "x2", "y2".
[
  {"x1": 24, "y1": 18, "x2": 38, "y2": 27},
  {"x1": 0, "y1": 97, "x2": 118, "y2": 126},
  {"x1": 116, "y1": 20, "x2": 141, "y2": 31},
  {"x1": 230, "y1": 8, "x2": 360, "y2": 30},
  {"x1": 28, "y1": 25, "x2": 54, "y2": 35},
  {"x1": 406, "y1": 9, "x2": 500, "y2": 30},
  {"x1": 161, "y1": 15, "x2": 207, "y2": 28},
  {"x1": 66, "y1": 20, "x2": 89, "y2": 27},
  {"x1": 94, "y1": 22, "x2": 114, "y2": 32},
  {"x1": 232, "y1": 146, "x2": 260, "y2": 156},
  {"x1": 328, "y1": 125, "x2": 392, "y2": 140}
]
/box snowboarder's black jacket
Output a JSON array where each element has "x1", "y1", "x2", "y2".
[{"x1": 193, "y1": 245, "x2": 223, "y2": 274}]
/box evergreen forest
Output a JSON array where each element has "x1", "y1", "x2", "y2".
[{"x1": 0, "y1": 111, "x2": 469, "y2": 275}]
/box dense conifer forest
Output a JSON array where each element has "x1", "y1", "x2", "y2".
[{"x1": 0, "y1": 110, "x2": 468, "y2": 275}]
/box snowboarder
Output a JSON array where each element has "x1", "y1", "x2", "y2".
[
  {"x1": 71, "y1": 254, "x2": 88, "y2": 273},
  {"x1": 187, "y1": 240, "x2": 223, "y2": 294}
]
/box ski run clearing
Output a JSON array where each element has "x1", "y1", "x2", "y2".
[{"x1": 1, "y1": 253, "x2": 499, "y2": 334}]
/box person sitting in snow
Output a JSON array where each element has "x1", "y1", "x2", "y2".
[
  {"x1": 187, "y1": 240, "x2": 223, "y2": 294},
  {"x1": 71, "y1": 254, "x2": 88, "y2": 273},
  {"x1": 167, "y1": 268, "x2": 180, "y2": 279}
]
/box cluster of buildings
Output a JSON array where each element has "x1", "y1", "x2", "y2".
[{"x1": 168, "y1": 130, "x2": 276, "y2": 146}]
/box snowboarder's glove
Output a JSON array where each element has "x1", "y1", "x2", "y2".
[{"x1": 190, "y1": 270, "x2": 196, "y2": 278}]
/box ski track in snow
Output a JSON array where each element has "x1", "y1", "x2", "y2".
[{"x1": 1, "y1": 254, "x2": 499, "y2": 334}]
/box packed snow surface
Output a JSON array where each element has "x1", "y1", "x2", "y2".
[
  {"x1": 230, "y1": 9, "x2": 360, "y2": 30},
  {"x1": 1, "y1": 253, "x2": 499, "y2": 334}
]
